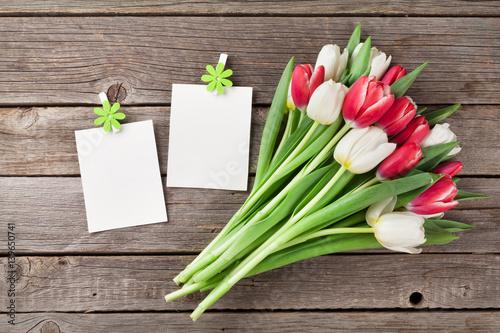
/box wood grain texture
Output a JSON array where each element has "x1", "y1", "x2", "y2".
[
  {"x1": 0, "y1": 176, "x2": 495, "y2": 255},
  {"x1": 0, "y1": 105, "x2": 498, "y2": 176},
  {"x1": 1, "y1": 254, "x2": 499, "y2": 312},
  {"x1": 0, "y1": 0, "x2": 499, "y2": 16},
  {"x1": 9, "y1": 311, "x2": 500, "y2": 333},
  {"x1": 0, "y1": 17, "x2": 497, "y2": 106}
]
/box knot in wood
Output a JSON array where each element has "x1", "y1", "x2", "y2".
[
  {"x1": 18, "y1": 107, "x2": 39, "y2": 130},
  {"x1": 41, "y1": 320, "x2": 61, "y2": 333},
  {"x1": 107, "y1": 82, "x2": 127, "y2": 103}
]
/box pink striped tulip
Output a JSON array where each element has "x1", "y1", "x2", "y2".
[
  {"x1": 376, "y1": 143, "x2": 422, "y2": 181},
  {"x1": 342, "y1": 76, "x2": 395, "y2": 128},
  {"x1": 291, "y1": 64, "x2": 325, "y2": 112},
  {"x1": 376, "y1": 96, "x2": 417, "y2": 136},
  {"x1": 431, "y1": 161, "x2": 463, "y2": 178},
  {"x1": 405, "y1": 176, "x2": 459, "y2": 215},
  {"x1": 381, "y1": 65, "x2": 407, "y2": 86},
  {"x1": 390, "y1": 116, "x2": 430, "y2": 147}
]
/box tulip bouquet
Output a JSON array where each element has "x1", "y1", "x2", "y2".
[{"x1": 165, "y1": 24, "x2": 488, "y2": 321}]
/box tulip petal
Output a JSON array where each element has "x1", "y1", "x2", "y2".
[
  {"x1": 291, "y1": 65, "x2": 311, "y2": 111},
  {"x1": 348, "y1": 142, "x2": 396, "y2": 174},
  {"x1": 334, "y1": 127, "x2": 369, "y2": 167},
  {"x1": 431, "y1": 161, "x2": 463, "y2": 178},
  {"x1": 381, "y1": 65, "x2": 407, "y2": 86},
  {"x1": 374, "y1": 212, "x2": 426, "y2": 254},
  {"x1": 309, "y1": 66, "x2": 325, "y2": 98},
  {"x1": 343, "y1": 76, "x2": 369, "y2": 123},
  {"x1": 390, "y1": 116, "x2": 429, "y2": 147},
  {"x1": 315, "y1": 44, "x2": 338, "y2": 81},
  {"x1": 411, "y1": 177, "x2": 458, "y2": 206},
  {"x1": 370, "y1": 54, "x2": 392, "y2": 81},
  {"x1": 365, "y1": 196, "x2": 397, "y2": 226},
  {"x1": 409, "y1": 200, "x2": 459, "y2": 215},
  {"x1": 354, "y1": 94, "x2": 395, "y2": 128},
  {"x1": 376, "y1": 143, "x2": 422, "y2": 180},
  {"x1": 334, "y1": 48, "x2": 349, "y2": 82}
]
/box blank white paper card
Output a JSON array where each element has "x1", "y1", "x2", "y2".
[
  {"x1": 75, "y1": 120, "x2": 167, "y2": 233},
  {"x1": 167, "y1": 84, "x2": 253, "y2": 191}
]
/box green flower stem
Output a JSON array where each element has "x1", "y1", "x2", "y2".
[
  {"x1": 191, "y1": 168, "x2": 349, "y2": 319},
  {"x1": 351, "y1": 176, "x2": 379, "y2": 194},
  {"x1": 272, "y1": 108, "x2": 296, "y2": 165},
  {"x1": 173, "y1": 221, "x2": 246, "y2": 284},
  {"x1": 178, "y1": 122, "x2": 349, "y2": 284},
  {"x1": 274, "y1": 227, "x2": 374, "y2": 252},
  {"x1": 190, "y1": 173, "x2": 434, "y2": 320},
  {"x1": 193, "y1": 166, "x2": 348, "y2": 284},
  {"x1": 165, "y1": 281, "x2": 209, "y2": 303},
  {"x1": 242, "y1": 121, "x2": 320, "y2": 208},
  {"x1": 177, "y1": 122, "x2": 349, "y2": 285},
  {"x1": 299, "y1": 110, "x2": 306, "y2": 124},
  {"x1": 302, "y1": 123, "x2": 350, "y2": 175},
  {"x1": 175, "y1": 121, "x2": 320, "y2": 284}
]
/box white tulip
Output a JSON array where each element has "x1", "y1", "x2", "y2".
[
  {"x1": 307, "y1": 80, "x2": 348, "y2": 125},
  {"x1": 365, "y1": 196, "x2": 397, "y2": 227},
  {"x1": 286, "y1": 81, "x2": 295, "y2": 110},
  {"x1": 351, "y1": 43, "x2": 392, "y2": 81},
  {"x1": 315, "y1": 44, "x2": 349, "y2": 82},
  {"x1": 369, "y1": 47, "x2": 392, "y2": 81},
  {"x1": 334, "y1": 126, "x2": 396, "y2": 174},
  {"x1": 420, "y1": 123, "x2": 462, "y2": 157},
  {"x1": 372, "y1": 211, "x2": 426, "y2": 254}
]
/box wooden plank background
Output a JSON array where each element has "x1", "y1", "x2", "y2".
[{"x1": 0, "y1": 1, "x2": 499, "y2": 332}]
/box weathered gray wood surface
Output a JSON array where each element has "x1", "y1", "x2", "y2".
[
  {"x1": 0, "y1": 1, "x2": 499, "y2": 16},
  {"x1": 0, "y1": 105, "x2": 498, "y2": 176},
  {"x1": 0, "y1": 2, "x2": 498, "y2": 332},
  {"x1": 9, "y1": 311, "x2": 500, "y2": 333},
  {"x1": 0, "y1": 17, "x2": 498, "y2": 106},
  {"x1": 0, "y1": 176, "x2": 497, "y2": 254},
  {"x1": 1, "y1": 255, "x2": 499, "y2": 312}
]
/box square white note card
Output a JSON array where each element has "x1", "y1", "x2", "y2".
[
  {"x1": 167, "y1": 84, "x2": 253, "y2": 191},
  {"x1": 75, "y1": 120, "x2": 167, "y2": 233}
]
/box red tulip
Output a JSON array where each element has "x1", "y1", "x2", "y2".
[
  {"x1": 291, "y1": 64, "x2": 325, "y2": 112},
  {"x1": 431, "y1": 161, "x2": 463, "y2": 178},
  {"x1": 342, "y1": 76, "x2": 395, "y2": 128},
  {"x1": 381, "y1": 65, "x2": 407, "y2": 86},
  {"x1": 390, "y1": 116, "x2": 429, "y2": 147},
  {"x1": 376, "y1": 143, "x2": 422, "y2": 181},
  {"x1": 376, "y1": 96, "x2": 417, "y2": 136},
  {"x1": 405, "y1": 176, "x2": 458, "y2": 215}
]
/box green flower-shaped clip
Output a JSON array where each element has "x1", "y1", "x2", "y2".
[
  {"x1": 201, "y1": 62, "x2": 233, "y2": 94},
  {"x1": 94, "y1": 100, "x2": 126, "y2": 132}
]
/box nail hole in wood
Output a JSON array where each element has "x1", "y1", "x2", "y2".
[{"x1": 409, "y1": 291, "x2": 423, "y2": 305}]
